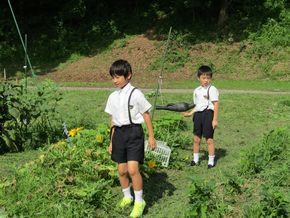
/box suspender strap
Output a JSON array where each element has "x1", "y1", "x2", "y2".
[
  {"x1": 128, "y1": 87, "x2": 137, "y2": 124},
  {"x1": 207, "y1": 85, "x2": 211, "y2": 100},
  {"x1": 204, "y1": 85, "x2": 211, "y2": 110}
]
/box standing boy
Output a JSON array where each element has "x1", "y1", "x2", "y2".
[
  {"x1": 105, "y1": 59, "x2": 156, "y2": 217},
  {"x1": 182, "y1": 65, "x2": 219, "y2": 168}
]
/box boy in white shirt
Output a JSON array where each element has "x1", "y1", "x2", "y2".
[
  {"x1": 182, "y1": 65, "x2": 219, "y2": 168},
  {"x1": 105, "y1": 59, "x2": 156, "y2": 217}
]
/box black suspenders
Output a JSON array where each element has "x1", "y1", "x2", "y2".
[
  {"x1": 110, "y1": 87, "x2": 137, "y2": 139},
  {"x1": 128, "y1": 87, "x2": 137, "y2": 125},
  {"x1": 204, "y1": 85, "x2": 211, "y2": 110}
]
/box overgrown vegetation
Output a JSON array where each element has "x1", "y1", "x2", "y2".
[
  {"x1": 1, "y1": 89, "x2": 290, "y2": 217},
  {"x1": 0, "y1": 127, "x2": 117, "y2": 217},
  {"x1": 0, "y1": 80, "x2": 62, "y2": 153},
  {"x1": 187, "y1": 128, "x2": 290, "y2": 217},
  {"x1": 0, "y1": 116, "x2": 187, "y2": 216}
]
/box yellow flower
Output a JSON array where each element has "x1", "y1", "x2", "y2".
[
  {"x1": 148, "y1": 160, "x2": 157, "y2": 168},
  {"x1": 96, "y1": 134, "x2": 103, "y2": 143},
  {"x1": 68, "y1": 127, "x2": 81, "y2": 137}
]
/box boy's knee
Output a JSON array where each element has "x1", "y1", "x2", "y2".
[
  {"x1": 128, "y1": 168, "x2": 140, "y2": 177},
  {"x1": 194, "y1": 137, "x2": 201, "y2": 144},
  {"x1": 118, "y1": 169, "x2": 128, "y2": 177},
  {"x1": 206, "y1": 138, "x2": 214, "y2": 145}
]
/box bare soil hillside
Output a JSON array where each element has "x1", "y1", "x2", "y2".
[
  {"x1": 38, "y1": 34, "x2": 289, "y2": 85},
  {"x1": 39, "y1": 35, "x2": 162, "y2": 85}
]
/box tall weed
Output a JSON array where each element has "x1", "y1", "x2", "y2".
[
  {"x1": 0, "y1": 80, "x2": 63, "y2": 153},
  {"x1": 239, "y1": 128, "x2": 289, "y2": 174}
]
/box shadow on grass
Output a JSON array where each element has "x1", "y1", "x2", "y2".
[
  {"x1": 143, "y1": 171, "x2": 176, "y2": 213},
  {"x1": 215, "y1": 148, "x2": 227, "y2": 163}
]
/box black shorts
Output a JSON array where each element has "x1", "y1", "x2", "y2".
[
  {"x1": 193, "y1": 110, "x2": 214, "y2": 139},
  {"x1": 111, "y1": 124, "x2": 144, "y2": 164}
]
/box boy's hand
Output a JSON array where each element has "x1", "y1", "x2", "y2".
[
  {"x1": 181, "y1": 111, "x2": 192, "y2": 117},
  {"x1": 108, "y1": 142, "x2": 112, "y2": 154},
  {"x1": 212, "y1": 120, "x2": 218, "y2": 129},
  {"x1": 148, "y1": 137, "x2": 156, "y2": 150}
]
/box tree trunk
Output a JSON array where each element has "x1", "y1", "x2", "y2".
[
  {"x1": 218, "y1": 0, "x2": 228, "y2": 26},
  {"x1": 192, "y1": 6, "x2": 196, "y2": 23}
]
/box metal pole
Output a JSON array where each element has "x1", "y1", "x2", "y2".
[
  {"x1": 24, "y1": 34, "x2": 27, "y2": 92},
  {"x1": 7, "y1": 0, "x2": 36, "y2": 78},
  {"x1": 151, "y1": 27, "x2": 172, "y2": 120}
]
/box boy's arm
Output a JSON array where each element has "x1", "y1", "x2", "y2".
[
  {"x1": 108, "y1": 117, "x2": 114, "y2": 154},
  {"x1": 183, "y1": 90, "x2": 195, "y2": 117},
  {"x1": 182, "y1": 108, "x2": 195, "y2": 117},
  {"x1": 212, "y1": 101, "x2": 219, "y2": 129},
  {"x1": 143, "y1": 111, "x2": 156, "y2": 150}
]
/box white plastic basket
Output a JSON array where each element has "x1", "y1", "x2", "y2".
[{"x1": 144, "y1": 140, "x2": 171, "y2": 167}]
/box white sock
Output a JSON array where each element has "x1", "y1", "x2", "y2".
[
  {"x1": 122, "y1": 186, "x2": 133, "y2": 199},
  {"x1": 134, "y1": 190, "x2": 143, "y2": 203},
  {"x1": 208, "y1": 155, "x2": 215, "y2": 166},
  {"x1": 193, "y1": 153, "x2": 199, "y2": 163}
]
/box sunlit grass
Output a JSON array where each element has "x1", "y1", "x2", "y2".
[{"x1": 1, "y1": 90, "x2": 289, "y2": 217}]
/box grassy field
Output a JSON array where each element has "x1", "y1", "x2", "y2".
[
  {"x1": 48, "y1": 79, "x2": 290, "y2": 92},
  {"x1": 1, "y1": 89, "x2": 290, "y2": 217}
]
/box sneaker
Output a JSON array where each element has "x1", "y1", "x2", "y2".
[
  {"x1": 190, "y1": 160, "x2": 198, "y2": 166},
  {"x1": 118, "y1": 197, "x2": 133, "y2": 209},
  {"x1": 129, "y1": 200, "x2": 146, "y2": 217},
  {"x1": 207, "y1": 164, "x2": 215, "y2": 169}
]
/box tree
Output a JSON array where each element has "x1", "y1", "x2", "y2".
[{"x1": 218, "y1": 0, "x2": 229, "y2": 26}]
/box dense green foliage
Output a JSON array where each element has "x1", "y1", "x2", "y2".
[
  {"x1": 0, "y1": 128, "x2": 117, "y2": 217},
  {"x1": 188, "y1": 128, "x2": 290, "y2": 217},
  {"x1": 0, "y1": 81, "x2": 62, "y2": 153},
  {"x1": 0, "y1": 116, "x2": 188, "y2": 216},
  {"x1": 1, "y1": 89, "x2": 290, "y2": 217},
  {"x1": 0, "y1": 0, "x2": 289, "y2": 77}
]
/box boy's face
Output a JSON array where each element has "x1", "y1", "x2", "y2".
[
  {"x1": 198, "y1": 74, "x2": 211, "y2": 87},
  {"x1": 111, "y1": 73, "x2": 131, "y2": 88}
]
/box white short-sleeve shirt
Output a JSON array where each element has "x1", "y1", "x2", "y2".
[
  {"x1": 193, "y1": 85, "x2": 219, "y2": 112},
  {"x1": 105, "y1": 83, "x2": 152, "y2": 126}
]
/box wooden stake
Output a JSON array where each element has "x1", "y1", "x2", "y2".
[{"x1": 3, "y1": 68, "x2": 6, "y2": 80}]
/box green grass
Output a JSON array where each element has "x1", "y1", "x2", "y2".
[
  {"x1": 1, "y1": 90, "x2": 290, "y2": 217},
  {"x1": 161, "y1": 80, "x2": 290, "y2": 91},
  {"x1": 31, "y1": 79, "x2": 290, "y2": 92},
  {"x1": 0, "y1": 150, "x2": 41, "y2": 180}
]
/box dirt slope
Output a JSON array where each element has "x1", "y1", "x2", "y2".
[
  {"x1": 38, "y1": 34, "x2": 290, "y2": 84},
  {"x1": 39, "y1": 35, "x2": 161, "y2": 84}
]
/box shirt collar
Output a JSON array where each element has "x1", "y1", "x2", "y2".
[
  {"x1": 198, "y1": 84, "x2": 211, "y2": 90},
  {"x1": 118, "y1": 82, "x2": 132, "y2": 94}
]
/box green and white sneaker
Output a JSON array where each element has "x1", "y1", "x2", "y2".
[
  {"x1": 118, "y1": 197, "x2": 133, "y2": 209},
  {"x1": 129, "y1": 200, "x2": 146, "y2": 217}
]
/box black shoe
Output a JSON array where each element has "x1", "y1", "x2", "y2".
[
  {"x1": 190, "y1": 160, "x2": 198, "y2": 166},
  {"x1": 207, "y1": 164, "x2": 215, "y2": 169}
]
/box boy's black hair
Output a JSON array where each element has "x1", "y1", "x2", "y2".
[
  {"x1": 197, "y1": 65, "x2": 213, "y2": 78},
  {"x1": 109, "y1": 59, "x2": 132, "y2": 78}
]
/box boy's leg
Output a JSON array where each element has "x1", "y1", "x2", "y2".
[
  {"x1": 206, "y1": 138, "x2": 215, "y2": 167},
  {"x1": 192, "y1": 112, "x2": 202, "y2": 165},
  {"x1": 191, "y1": 135, "x2": 201, "y2": 165},
  {"x1": 127, "y1": 161, "x2": 143, "y2": 199},
  {"x1": 118, "y1": 163, "x2": 130, "y2": 189},
  {"x1": 128, "y1": 160, "x2": 146, "y2": 217},
  {"x1": 194, "y1": 135, "x2": 201, "y2": 153},
  {"x1": 118, "y1": 163, "x2": 133, "y2": 207},
  {"x1": 203, "y1": 110, "x2": 215, "y2": 168},
  {"x1": 206, "y1": 138, "x2": 215, "y2": 156}
]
